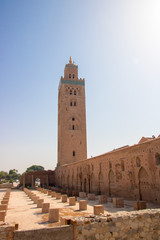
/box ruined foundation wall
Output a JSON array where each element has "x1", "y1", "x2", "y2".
[
  {"x1": 55, "y1": 137, "x2": 160, "y2": 203},
  {"x1": 71, "y1": 209, "x2": 160, "y2": 240},
  {"x1": 0, "y1": 224, "x2": 15, "y2": 240}
]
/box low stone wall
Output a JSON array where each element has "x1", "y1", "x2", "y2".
[
  {"x1": 0, "y1": 223, "x2": 15, "y2": 240},
  {"x1": 14, "y1": 225, "x2": 73, "y2": 240},
  {"x1": 69, "y1": 209, "x2": 160, "y2": 240},
  {"x1": 0, "y1": 224, "x2": 73, "y2": 240}
]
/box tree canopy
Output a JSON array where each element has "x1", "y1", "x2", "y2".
[
  {"x1": 0, "y1": 171, "x2": 8, "y2": 179},
  {"x1": 0, "y1": 169, "x2": 20, "y2": 183},
  {"x1": 26, "y1": 165, "x2": 44, "y2": 173}
]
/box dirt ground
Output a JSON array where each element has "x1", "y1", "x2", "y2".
[{"x1": 1, "y1": 188, "x2": 159, "y2": 230}]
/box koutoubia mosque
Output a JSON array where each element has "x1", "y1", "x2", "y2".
[{"x1": 22, "y1": 57, "x2": 160, "y2": 204}]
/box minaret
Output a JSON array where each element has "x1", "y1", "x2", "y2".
[{"x1": 58, "y1": 57, "x2": 87, "y2": 166}]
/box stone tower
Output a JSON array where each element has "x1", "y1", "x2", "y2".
[{"x1": 58, "y1": 57, "x2": 87, "y2": 166}]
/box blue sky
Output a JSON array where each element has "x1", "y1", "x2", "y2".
[{"x1": 0, "y1": 0, "x2": 160, "y2": 173}]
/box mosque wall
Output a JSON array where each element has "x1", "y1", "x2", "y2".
[{"x1": 55, "y1": 137, "x2": 160, "y2": 203}]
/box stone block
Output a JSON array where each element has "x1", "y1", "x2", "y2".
[
  {"x1": 88, "y1": 193, "x2": 96, "y2": 200},
  {"x1": 0, "y1": 204, "x2": 7, "y2": 211},
  {"x1": 133, "y1": 201, "x2": 147, "y2": 210},
  {"x1": 33, "y1": 197, "x2": 39, "y2": 204},
  {"x1": 49, "y1": 208, "x2": 59, "y2": 222},
  {"x1": 139, "y1": 201, "x2": 146, "y2": 209},
  {"x1": 3, "y1": 197, "x2": 9, "y2": 201},
  {"x1": 62, "y1": 195, "x2": 67, "y2": 202},
  {"x1": 133, "y1": 201, "x2": 139, "y2": 210},
  {"x1": 1, "y1": 200, "x2": 8, "y2": 205},
  {"x1": 30, "y1": 194, "x2": 36, "y2": 200},
  {"x1": 94, "y1": 205, "x2": 104, "y2": 215},
  {"x1": 48, "y1": 190, "x2": 52, "y2": 196},
  {"x1": 5, "y1": 195, "x2": 10, "y2": 198},
  {"x1": 79, "y1": 192, "x2": 86, "y2": 198},
  {"x1": 0, "y1": 211, "x2": 6, "y2": 221},
  {"x1": 69, "y1": 197, "x2": 76, "y2": 206},
  {"x1": 98, "y1": 195, "x2": 107, "y2": 204},
  {"x1": 37, "y1": 199, "x2": 44, "y2": 208},
  {"x1": 56, "y1": 193, "x2": 61, "y2": 199},
  {"x1": 79, "y1": 200, "x2": 87, "y2": 210},
  {"x1": 51, "y1": 192, "x2": 56, "y2": 197},
  {"x1": 113, "y1": 198, "x2": 124, "y2": 208},
  {"x1": 42, "y1": 203, "x2": 50, "y2": 213}
]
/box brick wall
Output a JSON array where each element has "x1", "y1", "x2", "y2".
[{"x1": 55, "y1": 137, "x2": 160, "y2": 203}]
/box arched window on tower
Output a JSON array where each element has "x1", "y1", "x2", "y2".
[
  {"x1": 72, "y1": 125, "x2": 75, "y2": 130},
  {"x1": 70, "y1": 90, "x2": 72, "y2": 95},
  {"x1": 136, "y1": 157, "x2": 141, "y2": 167},
  {"x1": 73, "y1": 151, "x2": 75, "y2": 156},
  {"x1": 69, "y1": 74, "x2": 71, "y2": 78},
  {"x1": 70, "y1": 101, "x2": 72, "y2": 106},
  {"x1": 121, "y1": 160, "x2": 125, "y2": 171},
  {"x1": 72, "y1": 117, "x2": 75, "y2": 121},
  {"x1": 73, "y1": 74, "x2": 75, "y2": 79},
  {"x1": 74, "y1": 90, "x2": 76, "y2": 95},
  {"x1": 74, "y1": 101, "x2": 76, "y2": 106}
]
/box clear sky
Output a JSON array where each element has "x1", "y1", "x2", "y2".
[{"x1": 0, "y1": 0, "x2": 160, "y2": 173}]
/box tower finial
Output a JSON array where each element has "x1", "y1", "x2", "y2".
[{"x1": 69, "y1": 56, "x2": 72, "y2": 64}]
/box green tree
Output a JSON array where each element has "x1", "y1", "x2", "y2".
[
  {"x1": 9, "y1": 169, "x2": 18, "y2": 175},
  {"x1": 0, "y1": 171, "x2": 8, "y2": 180},
  {"x1": 0, "y1": 169, "x2": 21, "y2": 182},
  {"x1": 8, "y1": 169, "x2": 20, "y2": 180},
  {"x1": 26, "y1": 165, "x2": 44, "y2": 173}
]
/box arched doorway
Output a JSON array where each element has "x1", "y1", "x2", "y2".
[
  {"x1": 35, "y1": 178, "x2": 40, "y2": 187},
  {"x1": 138, "y1": 167, "x2": 150, "y2": 201},
  {"x1": 108, "y1": 170, "x2": 115, "y2": 197}
]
